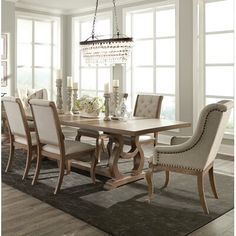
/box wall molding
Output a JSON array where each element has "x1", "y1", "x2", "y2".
[{"x1": 15, "y1": 0, "x2": 145, "y2": 15}]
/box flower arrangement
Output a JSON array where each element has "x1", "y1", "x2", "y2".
[{"x1": 76, "y1": 95, "x2": 104, "y2": 116}]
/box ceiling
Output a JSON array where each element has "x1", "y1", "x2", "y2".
[{"x1": 11, "y1": 0, "x2": 139, "y2": 14}]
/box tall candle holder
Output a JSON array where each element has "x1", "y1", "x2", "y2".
[
  {"x1": 113, "y1": 85, "x2": 119, "y2": 117},
  {"x1": 104, "y1": 93, "x2": 111, "y2": 121},
  {"x1": 56, "y1": 79, "x2": 64, "y2": 114},
  {"x1": 65, "y1": 87, "x2": 73, "y2": 115},
  {"x1": 72, "y1": 88, "x2": 78, "y2": 113}
]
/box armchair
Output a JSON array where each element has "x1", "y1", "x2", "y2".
[{"x1": 145, "y1": 100, "x2": 233, "y2": 214}]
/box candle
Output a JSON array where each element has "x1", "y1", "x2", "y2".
[
  {"x1": 67, "y1": 76, "x2": 72, "y2": 87},
  {"x1": 73, "y1": 82, "x2": 78, "y2": 90},
  {"x1": 112, "y1": 79, "x2": 119, "y2": 87},
  {"x1": 104, "y1": 82, "x2": 110, "y2": 93},
  {"x1": 56, "y1": 69, "x2": 62, "y2": 79}
]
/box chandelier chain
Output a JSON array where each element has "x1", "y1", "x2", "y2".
[
  {"x1": 112, "y1": 0, "x2": 119, "y2": 36},
  {"x1": 91, "y1": 0, "x2": 99, "y2": 39}
]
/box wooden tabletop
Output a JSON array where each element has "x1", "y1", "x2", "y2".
[{"x1": 59, "y1": 114, "x2": 191, "y2": 136}]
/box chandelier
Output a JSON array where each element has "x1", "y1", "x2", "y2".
[{"x1": 80, "y1": 0, "x2": 133, "y2": 65}]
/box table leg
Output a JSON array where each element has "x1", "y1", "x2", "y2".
[{"x1": 104, "y1": 134, "x2": 145, "y2": 190}]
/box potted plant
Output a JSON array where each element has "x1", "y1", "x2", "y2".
[{"x1": 76, "y1": 95, "x2": 104, "y2": 117}]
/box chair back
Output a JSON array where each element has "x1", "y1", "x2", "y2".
[
  {"x1": 133, "y1": 95, "x2": 163, "y2": 118},
  {"x1": 190, "y1": 100, "x2": 233, "y2": 170},
  {"x1": 29, "y1": 99, "x2": 63, "y2": 149},
  {"x1": 17, "y1": 88, "x2": 48, "y2": 110},
  {"x1": 2, "y1": 97, "x2": 30, "y2": 138}
]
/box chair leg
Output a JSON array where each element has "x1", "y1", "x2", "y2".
[
  {"x1": 90, "y1": 152, "x2": 98, "y2": 184},
  {"x1": 145, "y1": 169, "x2": 154, "y2": 202},
  {"x1": 75, "y1": 131, "x2": 81, "y2": 141},
  {"x1": 5, "y1": 142, "x2": 15, "y2": 172},
  {"x1": 54, "y1": 160, "x2": 65, "y2": 195},
  {"x1": 65, "y1": 160, "x2": 71, "y2": 175},
  {"x1": 32, "y1": 152, "x2": 42, "y2": 186},
  {"x1": 22, "y1": 148, "x2": 32, "y2": 180},
  {"x1": 96, "y1": 138, "x2": 102, "y2": 163},
  {"x1": 209, "y1": 167, "x2": 219, "y2": 199},
  {"x1": 162, "y1": 171, "x2": 169, "y2": 188},
  {"x1": 197, "y1": 173, "x2": 209, "y2": 214}
]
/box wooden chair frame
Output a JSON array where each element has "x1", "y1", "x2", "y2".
[
  {"x1": 2, "y1": 98, "x2": 37, "y2": 180},
  {"x1": 145, "y1": 162, "x2": 218, "y2": 214},
  {"x1": 30, "y1": 100, "x2": 97, "y2": 195}
]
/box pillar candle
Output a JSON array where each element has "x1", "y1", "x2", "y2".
[
  {"x1": 57, "y1": 69, "x2": 62, "y2": 79},
  {"x1": 112, "y1": 80, "x2": 119, "y2": 87},
  {"x1": 73, "y1": 82, "x2": 78, "y2": 90},
  {"x1": 67, "y1": 76, "x2": 72, "y2": 87},
  {"x1": 104, "y1": 82, "x2": 110, "y2": 93}
]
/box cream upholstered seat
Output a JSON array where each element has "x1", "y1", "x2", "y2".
[
  {"x1": 2, "y1": 97, "x2": 37, "y2": 180},
  {"x1": 123, "y1": 94, "x2": 163, "y2": 146},
  {"x1": 29, "y1": 99, "x2": 97, "y2": 194},
  {"x1": 145, "y1": 100, "x2": 233, "y2": 214}
]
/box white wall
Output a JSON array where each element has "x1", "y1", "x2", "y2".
[{"x1": 1, "y1": 0, "x2": 15, "y2": 96}]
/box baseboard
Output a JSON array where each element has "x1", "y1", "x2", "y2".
[{"x1": 159, "y1": 134, "x2": 234, "y2": 157}]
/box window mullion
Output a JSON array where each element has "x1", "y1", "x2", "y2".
[
  {"x1": 32, "y1": 20, "x2": 35, "y2": 89},
  {"x1": 153, "y1": 9, "x2": 156, "y2": 94},
  {"x1": 50, "y1": 21, "x2": 54, "y2": 100}
]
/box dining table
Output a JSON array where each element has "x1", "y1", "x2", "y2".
[{"x1": 57, "y1": 114, "x2": 191, "y2": 190}]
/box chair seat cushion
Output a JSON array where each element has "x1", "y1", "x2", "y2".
[
  {"x1": 15, "y1": 132, "x2": 37, "y2": 146},
  {"x1": 42, "y1": 140, "x2": 95, "y2": 157}
]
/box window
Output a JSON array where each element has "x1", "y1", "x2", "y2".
[
  {"x1": 124, "y1": 2, "x2": 177, "y2": 120},
  {"x1": 195, "y1": 0, "x2": 234, "y2": 134},
  {"x1": 16, "y1": 13, "x2": 60, "y2": 99},
  {"x1": 72, "y1": 13, "x2": 112, "y2": 98}
]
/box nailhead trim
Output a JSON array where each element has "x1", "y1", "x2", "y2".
[{"x1": 153, "y1": 108, "x2": 223, "y2": 171}]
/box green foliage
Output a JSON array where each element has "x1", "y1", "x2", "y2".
[{"x1": 76, "y1": 95, "x2": 104, "y2": 113}]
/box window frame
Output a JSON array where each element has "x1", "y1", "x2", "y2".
[
  {"x1": 72, "y1": 11, "x2": 113, "y2": 97},
  {"x1": 193, "y1": 0, "x2": 234, "y2": 138},
  {"x1": 123, "y1": 0, "x2": 179, "y2": 121},
  {"x1": 15, "y1": 11, "x2": 61, "y2": 100}
]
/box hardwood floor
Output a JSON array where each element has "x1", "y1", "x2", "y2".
[
  {"x1": 2, "y1": 130, "x2": 234, "y2": 235},
  {"x1": 2, "y1": 183, "x2": 109, "y2": 236},
  {"x1": 2, "y1": 182, "x2": 234, "y2": 236}
]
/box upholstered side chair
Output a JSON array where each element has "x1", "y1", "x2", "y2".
[
  {"x1": 123, "y1": 94, "x2": 163, "y2": 146},
  {"x1": 29, "y1": 99, "x2": 97, "y2": 194},
  {"x1": 2, "y1": 97, "x2": 37, "y2": 180},
  {"x1": 145, "y1": 100, "x2": 233, "y2": 214}
]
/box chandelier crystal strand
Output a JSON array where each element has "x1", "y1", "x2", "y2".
[{"x1": 80, "y1": 0, "x2": 133, "y2": 65}]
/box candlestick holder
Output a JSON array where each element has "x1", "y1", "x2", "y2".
[
  {"x1": 113, "y1": 86, "x2": 119, "y2": 117},
  {"x1": 65, "y1": 87, "x2": 73, "y2": 115},
  {"x1": 56, "y1": 79, "x2": 64, "y2": 114},
  {"x1": 72, "y1": 88, "x2": 78, "y2": 114},
  {"x1": 104, "y1": 93, "x2": 111, "y2": 121}
]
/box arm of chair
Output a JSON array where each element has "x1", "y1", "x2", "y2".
[
  {"x1": 149, "y1": 138, "x2": 201, "y2": 170},
  {"x1": 171, "y1": 136, "x2": 191, "y2": 145}
]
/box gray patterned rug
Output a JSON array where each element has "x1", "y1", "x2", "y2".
[{"x1": 2, "y1": 146, "x2": 234, "y2": 236}]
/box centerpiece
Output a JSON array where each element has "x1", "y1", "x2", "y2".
[{"x1": 76, "y1": 95, "x2": 104, "y2": 117}]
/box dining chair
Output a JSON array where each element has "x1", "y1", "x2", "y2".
[
  {"x1": 145, "y1": 100, "x2": 233, "y2": 214},
  {"x1": 29, "y1": 99, "x2": 97, "y2": 194},
  {"x1": 2, "y1": 97, "x2": 37, "y2": 180},
  {"x1": 123, "y1": 94, "x2": 163, "y2": 146}
]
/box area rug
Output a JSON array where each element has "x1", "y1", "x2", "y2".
[{"x1": 2, "y1": 146, "x2": 234, "y2": 236}]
